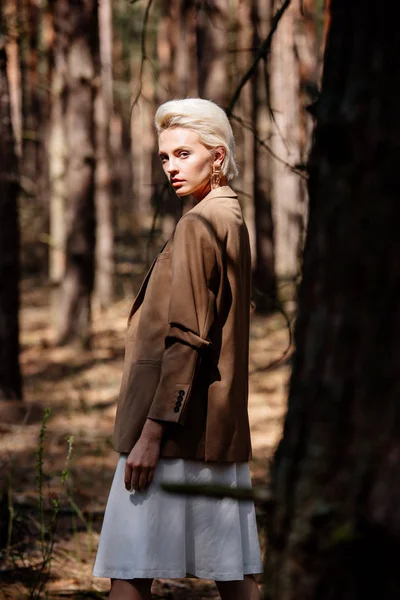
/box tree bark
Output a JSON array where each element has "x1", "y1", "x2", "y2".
[
  {"x1": 293, "y1": 0, "x2": 320, "y2": 268},
  {"x1": 270, "y1": 0, "x2": 302, "y2": 280},
  {"x1": 48, "y1": 0, "x2": 67, "y2": 330},
  {"x1": 94, "y1": 0, "x2": 114, "y2": 309},
  {"x1": 155, "y1": 0, "x2": 199, "y2": 240},
  {"x1": 4, "y1": 0, "x2": 22, "y2": 159},
  {"x1": 18, "y1": 0, "x2": 41, "y2": 192},
  {"x1": 197, "y1": 0, "x2": 229, "y2": 106},
  {"x1": 235, "y1": 0, "x2": 256, "y2": 264},
  {"x1": 55, "y1": 0, "x2": 98, "y2": 347},
  {"x1": 266, "y1": 1, "x2": 400, "y2": 597},
  {"x1": 0, "y1": 37, "x2": 22, "y2": 401},
  {"x1": 251, "y1": 0, "x2": 277, "y2": 312}
]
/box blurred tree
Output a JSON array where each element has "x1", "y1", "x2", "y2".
[
  {"x1": 155, "y1": 0, "x2": 200, "y2": 239},
  {"x1": 197, "y1": 0, "x2": 229, "y2": 106},
  {"x1": 251, "y1": 0, "x2": 277, "y2": 312},
  {"x1": 95, "y1": 0, "x2": 114, "y2": 309},
  {"x1": 48, "y1": 0, "x2": 67, "y2": 329},
  {"x1": 0, "y1": 30, "x2": 22, "y2": 401},
  {"x1": 235, "y1": 0, "x2": 256, "y2": 265},
  {"x1": 294, "y1": 0, "x2": 319, "y2": 266},
  {"x1": 53, "y1": 0, "x2": 98, "y2": 347},
  {"x1": 266, "y1": 0, "x2": 400, "y2": 596},
  {"x1": 18, "y1": 0, "x2": 41, "y2": 190},
  {"x1": 270, "y1": 0, "x2": 302, "y2": 281},
  {"x1": 131, "y1": 0, "x2": 157, "y2": 233}
]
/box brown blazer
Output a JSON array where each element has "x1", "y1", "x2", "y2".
[{"x1": 113, "y1": 186, "x2": 252, "y2": 462}]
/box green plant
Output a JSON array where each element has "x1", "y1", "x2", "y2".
[{"x1": 27, "y1": 407, "x2": 74, "y2": 600}]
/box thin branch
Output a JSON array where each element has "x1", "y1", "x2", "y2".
[
  {"x1": 227, "y1": 0, "x2": 292, "y2": 116},
  {"x1": 230, "y1": 113, "x2": 307, "y2": 179},
  {"x1": 262, "y1": 55, "x2": 291, "y2": 155},
  {"x1": 249, "y1": 297, "x2": 294, "y2": 374},
  {"x1": 161, "y1": 482, "x2": 273, "y2": 504}
]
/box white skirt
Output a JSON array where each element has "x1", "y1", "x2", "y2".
[{"x1": 93, "y1": 456, "x2": 263, "y2": 581}]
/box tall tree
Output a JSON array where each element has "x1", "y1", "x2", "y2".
[
  {"x1": 95, "y1": 0, "x2": 114, "y2": 309},
  {"x1": 155, "y1": 0, "x2": 200, "y2": 240},
  {"x1": 251, "y1": 0, "x2": 277, "y2": 312},
  {"x1": 293, "y1": 0, "x2": 320, "y2": 263},
  {"x1": 270, "y1": 0, "x2": 302, "y2": 279},
  {"x1": 17, "y1": 0, "x2": 41, "y2": 189},
  {"x1": 197, "y1": 0, "x2": 229, "y2": 106},
  {"x1": 235, "y1": 0, "x2": 256, "y2": 263},
  {"x1": 266, "y1": 1, "x2": 400, "y2": 597},
  {"x1": 48, "y1": 0, "x2": 67, "y2": 329},
  {"x1": 0, "y1": 30, "x2": 22, "y2": 401},
  {"x1": 54, "y1": 0, "x2": 98, "y2": 347}
]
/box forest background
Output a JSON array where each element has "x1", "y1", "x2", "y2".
[{"x1": 0, "y1": 0, "x2": 327, "y2": 598}]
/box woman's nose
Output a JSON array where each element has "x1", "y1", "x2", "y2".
[{"x1": 167, "y1": 159, "x2": 178, "y2": 174}]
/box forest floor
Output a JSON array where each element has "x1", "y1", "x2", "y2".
[{"x1": 0, "y1": 275, "x2": 295, "y2": 600}]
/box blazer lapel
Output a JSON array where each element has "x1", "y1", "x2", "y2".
[{"x1": 127, "y1": 241, "x2": 169, "y2": 323}]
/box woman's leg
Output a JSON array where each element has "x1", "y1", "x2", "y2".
[
  {"x1": 109, "y1": 578, "x2": 153, "y2": 600},
  {"x1": 216, "y1": 575, "x2": 261, "y2": 600}
]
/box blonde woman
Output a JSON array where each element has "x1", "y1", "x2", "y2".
[{"x1": 94, "y1": 99, "x2": 263, "y2": 600}]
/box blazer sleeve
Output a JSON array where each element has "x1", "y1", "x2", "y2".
[{"x1": 147, "y1": 214, "x2": 218, "y2": 424}]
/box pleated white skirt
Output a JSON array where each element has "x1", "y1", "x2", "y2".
[{"x1": 93, "y1": 456, "x2": 263, "y2": 581}]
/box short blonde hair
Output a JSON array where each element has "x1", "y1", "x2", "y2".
[{"x1": 154, "y1": 98, "x2": 238, "y2": 180}]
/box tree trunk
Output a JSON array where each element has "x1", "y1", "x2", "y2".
[
  {"x1": 293, "y1": 0, "x2": 320, "y2": 268},
  {"x1": 94, "y1": 0, "x2": 114, "y2": 309},
  {"x1": 0, "y1": 37, "x2": 22, "y2": 401},
  {"x1": 266, "y1": 1, "x2": 400, "y2": 597},
  {"x1": 18, "y1": 0, "x2": 41, "y2": 193},
  {"x1": 55, "y1": 0, "x2": 98, "y2": 347},
  {"x1": 5, "y1": 0, "x2": 22, "y2": 159},
  {"x1": 197, "y1": 0, "x2": 229, "y2": 106},
  {"x1": 48, "y1": 0, "x2": 67, "y2": 330},
  {"x1": 235, "y1": 0, "x2": 255, "y2": 264},
  {"x1": 154, "y1": 0, "x2": 199, "y2": 240},
  {"x1": 251, "y1": 0, "x2": 277, "y2": 312},
  {"x1": 270, "y1": 0, "x2": 302, "y2": 280}
]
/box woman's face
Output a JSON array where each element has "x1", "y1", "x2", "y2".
[{"x1": 158, "y1": 127, "x2": 217, "y2": 201}]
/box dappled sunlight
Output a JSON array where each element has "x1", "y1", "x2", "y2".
[{"x1": 0, "y1": 282, "x2": 292, "y2": 598}]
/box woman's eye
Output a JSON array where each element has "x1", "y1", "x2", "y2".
[
  {"x1": 179, "y1": 151, "x2": 189, "y2": 158},
  {"x1": 160, "y1": 156, "x2": 167, "y2": 163}
]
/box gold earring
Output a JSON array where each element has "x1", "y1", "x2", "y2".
[{"x1": 211, "y1": 164, "x2": 222, "y2": 189}]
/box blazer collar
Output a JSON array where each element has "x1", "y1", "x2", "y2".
[{"x1": 201, "y1": 185, "x2": 238, "y2": 203}]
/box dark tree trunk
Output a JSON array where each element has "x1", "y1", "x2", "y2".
[
  {"x1": 251, "y1": 0, "x2": 277, "y2": 313},
  {"x1": 293, "y1": 0, "x2": 319, "y2": 269},
  {"x1": 55, "y1": 0, "x2": 98, "y2": 347},
  {"x1": 266, "y1": 1, "x2": 400, "y2": 598},
  {"x1": 0, "y1": 40, "x2": 22, "y2": 401},
  {"x1": 18, "y1": 0, "x2": 41, "y2": 191}
]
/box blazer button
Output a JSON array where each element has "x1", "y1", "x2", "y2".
[
  {"x1": 176, "y1": 399, "x2": 182, "y2": 407},
  {"x1": 178, "y1": 390, "x2": 185, "y2": 396},
  {"x1": 173, "y1": 406, "x2": 180, "y2": 413}
]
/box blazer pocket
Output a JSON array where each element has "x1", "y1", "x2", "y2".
[
  {"x1": 135, "y1": 359, "x2": 162, "y2": 366},
  {"x1": 156, "y1": 251, "x2": 170, "y2": 262}
]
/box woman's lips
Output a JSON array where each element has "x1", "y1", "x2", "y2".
[{"x1": 171, "y1": 180, "x2": 184, "y2": 187}]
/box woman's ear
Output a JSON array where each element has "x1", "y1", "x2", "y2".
[{"x1": 213, "y1": 146, "x2": 226, "y2": 167}]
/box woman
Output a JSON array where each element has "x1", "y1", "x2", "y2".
[{"x1": 93, "y1": 98, "x2": 263, "y2": 600}]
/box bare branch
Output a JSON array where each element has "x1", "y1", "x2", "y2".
[
  {"x1": 249, "y1": 297, "x2": 294, "y2": 374},
  {"x1": 227, "y1": 0, "x2": 292, "y2": 116},
  {"x1": 161, "y1": 482, "x2": 273, "y2": 504},
  {"x1": 230, "y1": 112, "x2": 307, "y2": 179}
]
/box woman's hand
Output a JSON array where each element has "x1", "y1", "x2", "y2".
[{"x1": 124, "y1": 419, "x2": 165, "y2": 492}]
